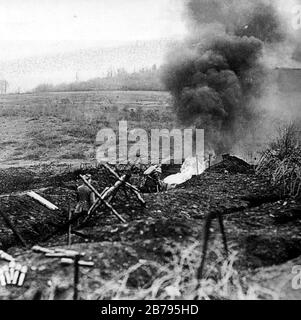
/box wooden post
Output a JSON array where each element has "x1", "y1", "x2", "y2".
[
  {"x1": 102, "y1": 164, "x2": 145, "y2": 205},
  {"x1": 67, "y1": 204, "x2": 72, "y2": 247},
  {"x1": 80, "y1": 175, "x2": 126, "y2": 223},
  {"x1": 87, "y1": 187, "x2": 110, "y2": 216},
  {"x1": 196, "y1": 155, "x2": 199, "y2": 175},
  {"x1": 73, "y1": 254, "x2": 81, "y2": 300},
  {"x1": 209, "y1": 154, "x2": 212, "y2": 169},
  {"x1": 197, "y1": 210, "x2": 228, "y2": 281},
  {"x1": 27, "y1": 191, "x2": 59, "y2": 211}
]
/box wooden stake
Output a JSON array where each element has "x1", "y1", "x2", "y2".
[
  {"x1": 27, "y1": 191, "x2": 59, "y2": 211},
  {"x1": 87, "y1": 187, "x2": 109, "y2": 216},
  {"x1": 209, "y1": 154, "x2": 212, "y2": 169},
  {"x1": 73, "y1": 255, "x2": 80, "y2": 300},
  {"x1": 80, "y1": 175, "x2": 126, "y2": 223},
  {"x1": 87, "y1": 176, "x2": 128, "y2": 216},
  {"x1": 197, "y1": 210, "x2": 228, "y2": 281},
  {"x1": 67, "y1": 204, "x2": 72, "y2": 247},
  {"x1": 103, "y1": 164, "x2": 145, "y2": 205}
]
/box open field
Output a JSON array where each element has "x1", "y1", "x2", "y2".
[
  {"x1": 0, "y1": 91, "x2": 175, "y2": 167},
  {"x1": 1, "y1": 90, "x2": 299, "y2": 168}
]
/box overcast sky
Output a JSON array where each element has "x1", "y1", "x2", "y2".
[
  {"x1": 0, "y1": 0, "x2": 300, "y2": 91},
  {"x1": 0, "y1": 0, "x2": 186, "y2": 61}
]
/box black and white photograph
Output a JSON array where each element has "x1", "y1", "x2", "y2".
[{"x1": 0, "y1": 0, "x2": 300, "y2": 305}]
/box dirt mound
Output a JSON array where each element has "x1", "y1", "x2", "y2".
[
  {"x1": 0, "y1": 165, "x2": 119, "y2": 195},
  {"x1": 0, "y1": 188, "x2": 75, "y2": 249},
  {"x1": 0, "y1": 168, "x2": 41, "y2": 194},
  {"x1": 208, "y1": 154, "x2": 253, "y2": 174},
  {"x1": 243, "y1": 234, "x2": 301, "y2": 268}
]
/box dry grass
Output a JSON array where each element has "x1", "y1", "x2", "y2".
[
  {"x1": 257, "y1": 123, "x2": 301, "y2": 198},
  {"x1": 74, "y1": 242, "x2": 278, "y2": 301},
  {"x1": 0, "y1": 91, "x2": 176, "y2": 165}
]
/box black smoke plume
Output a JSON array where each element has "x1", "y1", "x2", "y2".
[{"x1": 162, "y1": 0, "x2": 286, "y2": 154}]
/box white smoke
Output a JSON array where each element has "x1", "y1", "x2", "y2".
[{"x1": 164, "y1": 156, "x2": 206, "y2": 186}]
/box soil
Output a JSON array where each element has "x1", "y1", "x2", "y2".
[{"x1": 0, "y1": 160, "x2": 300, "y2": 300}]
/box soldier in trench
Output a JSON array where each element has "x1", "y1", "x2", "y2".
[
  {"x1": 142, "y1": 164, "x2": 167, "y2": 193},
  {"x1": 74, "y1": 174, "x2": 96, "y2": 215}
]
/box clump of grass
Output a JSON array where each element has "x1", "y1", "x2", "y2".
[
  {"x1": 82, "y1": 242, "x2": 278, "y2": 300},
  {"x1": 257, "y1": 123, "x2": 301, "y2": 198}
]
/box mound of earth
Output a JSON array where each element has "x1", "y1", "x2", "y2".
[{"x1": 208, "y1": 154, "x2": 253, "y2": 174}]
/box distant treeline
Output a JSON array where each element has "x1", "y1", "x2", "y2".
[{"x1": 33, "y1": 66, "x2": 166, "y2": 93}]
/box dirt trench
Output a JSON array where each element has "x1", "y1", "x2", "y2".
[{"x1": 0, "y1": 165, "x2": 300, "y2": 299}]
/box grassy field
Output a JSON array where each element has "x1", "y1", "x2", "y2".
[
  {"x1": 0, "y1": 91, "x2": 176, "y2": 167},
  {"x1": 1, "y1": 89, "x2": 299, "y2": 168}
]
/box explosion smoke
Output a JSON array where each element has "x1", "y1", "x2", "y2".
[{"x1": 162, "y1": 0, "x2": 288, "y2": 154}]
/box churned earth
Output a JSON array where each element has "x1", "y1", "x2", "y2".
[{"x1": 0, "y1": 159, "x2": 300, "y2": 300}]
